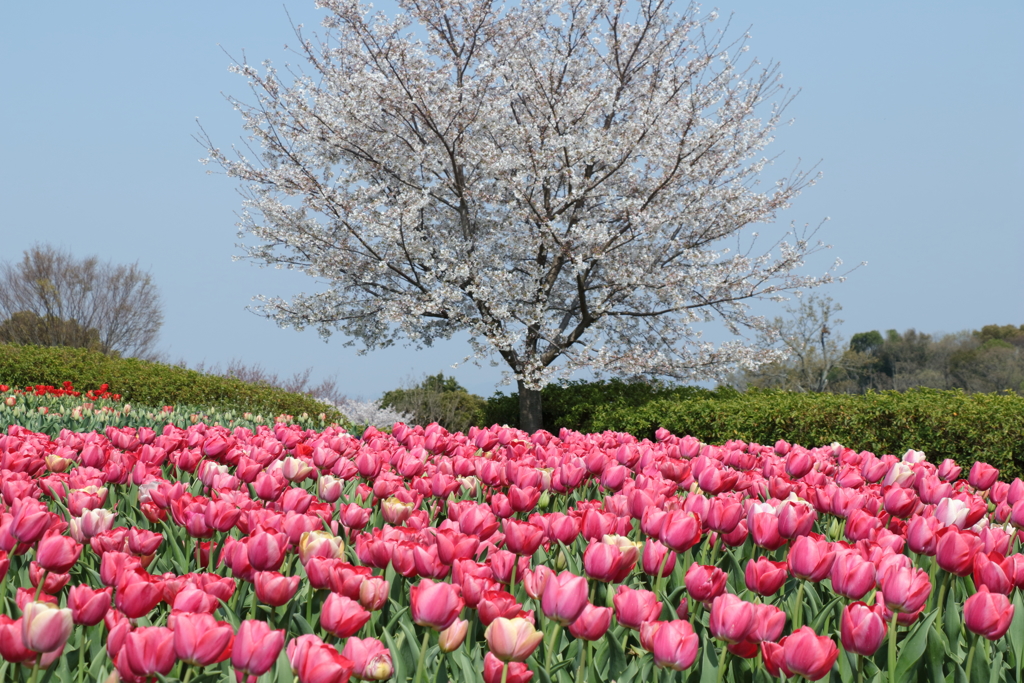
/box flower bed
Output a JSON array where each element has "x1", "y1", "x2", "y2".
[{"x1": 0, "y1": 415, "x2": 1021, "y2": 683}]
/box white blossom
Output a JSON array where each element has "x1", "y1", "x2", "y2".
[{"x1": 203, "y1": 0, "x2": 839, "y2": 411}]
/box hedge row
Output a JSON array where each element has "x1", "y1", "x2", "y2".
[
  {"x1": 0, "y1": 343, "x2": 344, "y2": 422},
  {"x1": 585, "y1": 387, "x2": 1024, "y2": 481},
  {"x1": 484, "y1": 379, "x2": 735, "y2": 433}
]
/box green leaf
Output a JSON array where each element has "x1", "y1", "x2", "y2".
[
  {"x1": 970, "y1": 638, "x2": 990, "y2": 683},
  {"x1": 810, "y1": 595, "x2": 844, "y2": 635},
  {"x1": 894, "y1": 610, "x2": 938, "y2": 683},
  {"x1": 381, "y1": 628, "x2": 408, "y2": 683},
  {"x1": 1009, "y1": 591, "x2": 1024, "y2": 678},
  {"x1": 927, "y1": 616, "x2": 949, "y2": 683},
  {"x1": 987, "y1": 650, "x2": 1003, "y2": 683},
  {"x1": 698, "y1": 642, "x2": 718, "y2": 683},
  {"x1": 605, "y1": 631, "x2": 628, "y2": 681},
  {"x1": 837, "y1": 647, "x2": 854, "y2": 683}
]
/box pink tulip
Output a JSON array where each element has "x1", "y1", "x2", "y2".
[
  {"x1": 613, "y1": 585, "x2": 663, "y2": 630},
  {"x1": 485, "y1": 617, "x2": 544, "y2": 662},
  {"x1": 410, "y1": 579, "x2": 464, "y2": 631},
  {"x1": 21, "y1": 601, "x2": 73, "y2": 653},
  {"x1": 708, "y1": 593, "x2": 754, "y2": 644},
  {"x1": 540, "y1": 571, "x2": 588, "y2": 625},
  {"x1": 965, "y1": 587, "x2": 1015, "y2": 640},
  {"x1": 232, "y1": 619, "x2": 285, "y2": 680},
  {"x1": 840, "y1": 602, "x2": 887, "y2": 656},
  {"x1": 568, "y1": 604, "x2": 612, "y2": 641},
  {"x1": 650, "y1": 620, "x2": 699, "y2": 670},
  {"x1": 173, "y1": 612, "x2": 235, "y2": 666},
  {"x1": 782, "y1": 627, "x2": 839, "y2": 680}
]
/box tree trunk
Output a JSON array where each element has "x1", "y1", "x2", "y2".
[{"x1": 517, "y1": 380, "x2": 543, "y2": 434}]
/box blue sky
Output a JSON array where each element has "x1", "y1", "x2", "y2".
[{"x1": 1, "y1": 1, "x2": 1021, "y2": 401}]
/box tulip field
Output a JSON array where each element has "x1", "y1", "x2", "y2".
[{"x1": 0, "y1": 385, "x2": 1023, "y2": 683}]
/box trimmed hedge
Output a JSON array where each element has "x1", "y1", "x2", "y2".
[
  {"x1": 0, "y1": 343, "x2": 343, "y2": 422},
  {"x1": 484, "y1": 379, "x2": 735, "y2": 433},
  {"x1": 587, "y1": 387, "x2": 1024, "y2": 481}
]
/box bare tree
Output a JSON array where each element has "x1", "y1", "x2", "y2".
[
  {"x1": 729, "y1": 294, "x2": 849, "y2": 392},
  {"x1": 203, "y1": 0, "x2": 842, "y2": 430},
  {"x1": 0, "y1": 244, "x2": 163, "y2": 359}
]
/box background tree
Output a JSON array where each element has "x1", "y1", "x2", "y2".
[
  {"x1": 727, "y1": 294, "x2": 850, "y2": 392},
  {"x1": 203, "y1": 0, "x2": 839, "y2": 431},
  {"x1": 0, "y1": 244, "x2": 163, "y2": 359},
  {"x1": 380, "y1": 373, "x2": 487, "y2": 433}
]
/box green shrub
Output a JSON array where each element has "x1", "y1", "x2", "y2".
[
  {"x1": 484, "y1": 378, "x2": 732, "y2": 433},
  {"x1": 380, "y1": 373, "x2": 487, "y2": 433},
  {"x1": 588, "y1": 387, "x2": 1024, "y2": 480},
  {"x1": 0, "y1": 343, "x2": 344, "y2": 421}
]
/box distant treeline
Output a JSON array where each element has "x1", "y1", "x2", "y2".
[{"x1": 734, "y1": 323, "x2": 1024, "y2": 395}]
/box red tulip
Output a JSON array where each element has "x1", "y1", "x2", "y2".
[
  {"x1": 879, "y1": 565, "x2": 931, "y2": 614},
  {"x1": 936, "y1": 527, "x2": 983, "y2": 577},
  {"x1": 906, "y1": 515, "x2": 940, "y2": 555},
  {"x1": 341, "y1": 637, "x2": 393, "y2": 681},
  {"x1": 708, "y1": 593, "x2": 754, "y2": 643},
  {"x1": 502, "y1": 519, "x2": 545, "y2": 556},
  {"x1": 436, "y1": 529, "x2": 480, "y2": 565},
  {"x1": 830, "y1": 551, "x2": 876, "y2": 600},
  {"x1": 748, "y1": 603, "x2": 786, "y2": 643},
  {"x1": 658, "y1": 511, "x2": 702, "y2": 553},
  {"x1": 247, "y1": 527, "x2": 289, "y2": 572},
  {"x1": 583, "y1": 535, "x2": 639, "y2": 583},
  {"x1": 684, "y1": 563, "x2": 728, "y2": 606},
  {"x1": 117, "y1": 626, "x2": 176, "y2": 680},
  {"x1": 965, "y1": 586, "x2": 1015, "y2": 640},
  {"x1": 115, "y1": 569, "x2": 164, "y2": 619},
  {"x1": 126, "y1": 527, "x2": 163, "y2": 556},
  {"x1": 788, "y1": 535, "x2": 835, "y2": 582},
  {"x1": 254, "y1": 570, "x2": 300, "y2": 607},
  {"x1": 358, "y1": 576, "x2": 390, "y2": 612},
  {"x1": 287, "y1": 634, "x2": 355, "y2": 683},
  {"x1": 745, "y1": 557, "x2": 788, "y2": 596},
  {"x1": 173, "y1": 612, "x2": 235, "y2": 666},
  {"x1": 777, "y1": 501, "x2": 817, "y2": 539},
  {"x1": 478, "y1": 590, "x2": 525, "y2": 626},
  {"x1": 321, "y1": 592, "x2": 372, "y2": 638},
  {"x1": 68, "y1": 584, "x2": 112, "y2": 626},
  {"x1": 540, "y1": 570, "x2": 588, "y2": 625},
  {"x1": 782, "y1": 627, "x2": 839, "y2": 681},
  {"x1": 969, "y1": 462, "x2": 1000, "y2": 491},
  {"x1": 35, "y1": 533, "x2": 82, "y2": 574},
  {"x1": 483, "y1": 651, "x2": 533, "y2": 683},
  {"x1": 232, "y1": 619, "x2": 285, "y2": 680},
  {"x1": 10, "y1": 498, "x2": 51, "y2": 544},
  {"x1": 840, "y1": 602, "x2": 887, "y2": 656},
  {"x1": 748, "y1": 511, "x2": 786, "y2": 550},
  {"x1": 568, "y1": 603, "x2": 612, "y2": 641},
  {"x1": 650, "y1": 620, "x2": 699, "y2": 670},
  {"x1": 410, "y1": 579, "x2": 464, "y2": 631},
  {"x1": 639, "y1": 539, "x2": 674, "y2": 578},
  {"x1": 0, "y1": 615, "x2": 35, "y2": 663},
  {"x1": 613, "y1": 585, "x2": 663, "y2": 630}
]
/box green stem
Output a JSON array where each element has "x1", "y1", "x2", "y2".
[
  {"x1": 709, "y1": 539, "x2": 721, "y2": 568},
  {"x1": 856, "y1": 652, "x2": 865, "y2": 683},
  {"x1": 545, "y1": 623, "x2": 562, "y2": 674},
  {"x1": 28, "y1": 661, "x2": 40, "y2": 683},
  {"x1": 307, "y1": 589, "x2": 317, "y2": 627},
  {"x1": 412, "y1": 629, "x2": 431, "y2": 683},
  {"x1": 888, "y1": 612, "x2": 898, "y2": 683},
  {"x1": 653, "y1": 551, "x2": 672, "y2": 602},
  {"x1": 509, "y1": 562, "x2": 518, "y2": 600},
  {"x1": 575, "y1": 640, "x2": 589, "y2": 683},
  {"x1": 500, "y1": 662, "x2": 508, "y2": 683},
  {"x1": 75, "y1": 626, "x2": 87, "y2": 683},
  {"x1": 249, "y1": 581, "x2": 259, "y2": 621},
  {"x1": 965, "y1": 634, "x2": 978, "y2": 683},
  {"x1": 935, "y1": 571, "x2": 950, "y2": 630},
  {"x1": 793, "y1": 581, "x2": 805, "y2": 630},
  {"x1": 715, "y1": 644, "x2": 729, "y2": 683},
  {"x1": 33, "y1": 570, "x2": 47, "y2": 602},
  {"x1": 182, "y1": 665, "x2": 195, "y2": 683}
]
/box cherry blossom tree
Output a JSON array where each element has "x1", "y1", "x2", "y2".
[{"x1": 203, "y1": 0, "x2": 840, "y2": 431}]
